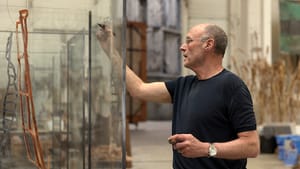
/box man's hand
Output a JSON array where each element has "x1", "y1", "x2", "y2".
[
  {"x1": 96, "y1": 23, "x2": 114, "y2": 55},
  {"x1": 168, "y1": 134, "x2": 209, "y2": 158}
]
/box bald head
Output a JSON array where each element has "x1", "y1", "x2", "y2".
[{"x1": 193, "y1": 24, "x2": 228, "y2": 55}]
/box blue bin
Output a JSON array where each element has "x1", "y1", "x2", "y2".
[
  {"x1": 276, "y1": 134, "x2": 300, "y2": 162},
  {"x1": 284, "y1": 149, "x2": 298, "y2": 167},
  {"x1": 276, "y1": 135, "x2": 292, "y2": 146},
  {"x1": 278, "y1": 145, "x2": 285, "y2": 160},
  {"x1": 291, "y1": 137, "x2": 300, "y2": 153}
]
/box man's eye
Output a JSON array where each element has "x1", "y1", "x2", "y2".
[{"x1": 186, "y1": 39, "x2": 193, "y2": 44}]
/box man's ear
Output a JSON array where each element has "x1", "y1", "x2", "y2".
[{"x1": 205, "y1": 39, "x2": 214, "y2": 49}]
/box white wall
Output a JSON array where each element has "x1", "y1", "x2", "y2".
[
  {"x1": 181, "y1": 0, "x2": 229, "y2": 75},
  {"x1": 229, "y1": 0, "x2": 273, "y2": 64},
  {"x1": 181, "y1": 0, "x2": 275, "y2": 75}
]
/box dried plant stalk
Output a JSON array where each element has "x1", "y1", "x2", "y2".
[{"x1": 232, "y1": 55, "x2": 300, "y2": 124}]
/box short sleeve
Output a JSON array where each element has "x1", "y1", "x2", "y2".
[
  {"x1": 228, "y1": 83, "x2": 257, "y2": 133},
  {"x1": 165, "y1": 80, "x2": 177, "y2": 103}
]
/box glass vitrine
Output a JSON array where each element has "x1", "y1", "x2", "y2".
[{"x1": 0, "y1": 0, "x2": 126, "y2": 168}]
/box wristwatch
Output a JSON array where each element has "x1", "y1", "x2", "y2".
[{"x1": 208, "y1": 143, "x2": 217, "y2": 157}]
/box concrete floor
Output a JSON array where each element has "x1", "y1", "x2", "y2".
[{"x1": 129, "y1": 121, "x2": 294, "y2": 169}]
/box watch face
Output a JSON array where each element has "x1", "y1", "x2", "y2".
[{"x1": 209, "y1": 144, "x2": 217, "y2": 157}]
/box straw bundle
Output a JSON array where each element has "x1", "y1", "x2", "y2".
[{"x1": 232, "y1": 55, "x2": 300, "y2": 124}]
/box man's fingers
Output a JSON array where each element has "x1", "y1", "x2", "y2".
[
  {"x1": 97, "y1": 23, "x2": 116, "y2": 37},
  {"x1": 168, "y1": 138, "x2": 177, "y2": 144},
  {"x1": 168, "y1": 134, "x2": 186, "y2": 145},
  {"x1": 97, "y1": 23, "x2": 106, "y2": 30}
]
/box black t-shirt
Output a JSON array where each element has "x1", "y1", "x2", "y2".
[{"x1": 165, "y1": 69, "x2": 257, "y2": 169}]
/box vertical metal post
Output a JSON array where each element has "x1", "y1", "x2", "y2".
[
  {"x1": 121, "y1": 0, "x2": 127, "y2": 168},
  {"x1": 82, "y1": 64, "x2": 86, "y2": 169},
  {"x1": 88, "y1": 11, "x2": 92, "y2": 169},
  {"x1": 66, "y1": 40, "x2": 70, "y2": 169}
]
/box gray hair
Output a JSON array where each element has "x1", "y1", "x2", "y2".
[{"x1": 204, "y1": 24, "x2": 228, "y2": 55}]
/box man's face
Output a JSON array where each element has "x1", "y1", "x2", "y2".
[{"x1": 180, "y1": 25, "x2": 208, "y2": 69}]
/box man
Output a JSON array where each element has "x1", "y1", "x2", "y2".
[{"x1": 97, "y1": 23, "x2": 260, "y2": 169}]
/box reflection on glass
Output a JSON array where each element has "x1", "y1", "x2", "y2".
[{"x1": 0, "y1": 0, "x2": 125, "y2": 168}]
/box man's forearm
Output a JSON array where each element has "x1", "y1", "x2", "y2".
[
  {"x1": 213, "y1": 131, "x2": 260, "y2": 159},
  {"x1": 106, "y1": 47, "x2": 145, "y2": 99}
]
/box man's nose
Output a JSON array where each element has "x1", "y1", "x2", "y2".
[{"x1": 180, "y1": 44, "x2": 186, "y2": 52}]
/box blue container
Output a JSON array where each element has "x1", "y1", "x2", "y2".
[
  {"x1": 276, "y1": 135, "x2": 292, "y2": 146},
  {"x1": 278, "y1": 145, "x2": 285, "y2": 160},
  {"x1": 290, "y1": 137, "x2": 300, "y2": 153},
  {"x1": 276, "y1": 134, "x2": 300, "y2": 162},
  {"x1": 284, "y1": 149, "x2": 298, "y2": 167}
]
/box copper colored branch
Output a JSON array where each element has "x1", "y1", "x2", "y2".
[{"x1": 16, "y1": 9, "x2": 47, "y2": 169}]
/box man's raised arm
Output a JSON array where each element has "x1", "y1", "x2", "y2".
[{"x1": 96, "y1": 24, "x2": 172, "y2": 103}]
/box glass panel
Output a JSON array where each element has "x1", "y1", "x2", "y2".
[
  {"x1": 0, "y1": 0, "x2": 125, "y2": 168},
  {"x1": 91, "y1": 0, "x2": 124, "y2": 168}
]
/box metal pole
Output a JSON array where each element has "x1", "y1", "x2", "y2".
[
  {"x1": 121, "y1": 0, "x2": 127, "y2": 168},
  {"x1": 88, "y1": 10, "x2": 92, "y2": 169}
]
